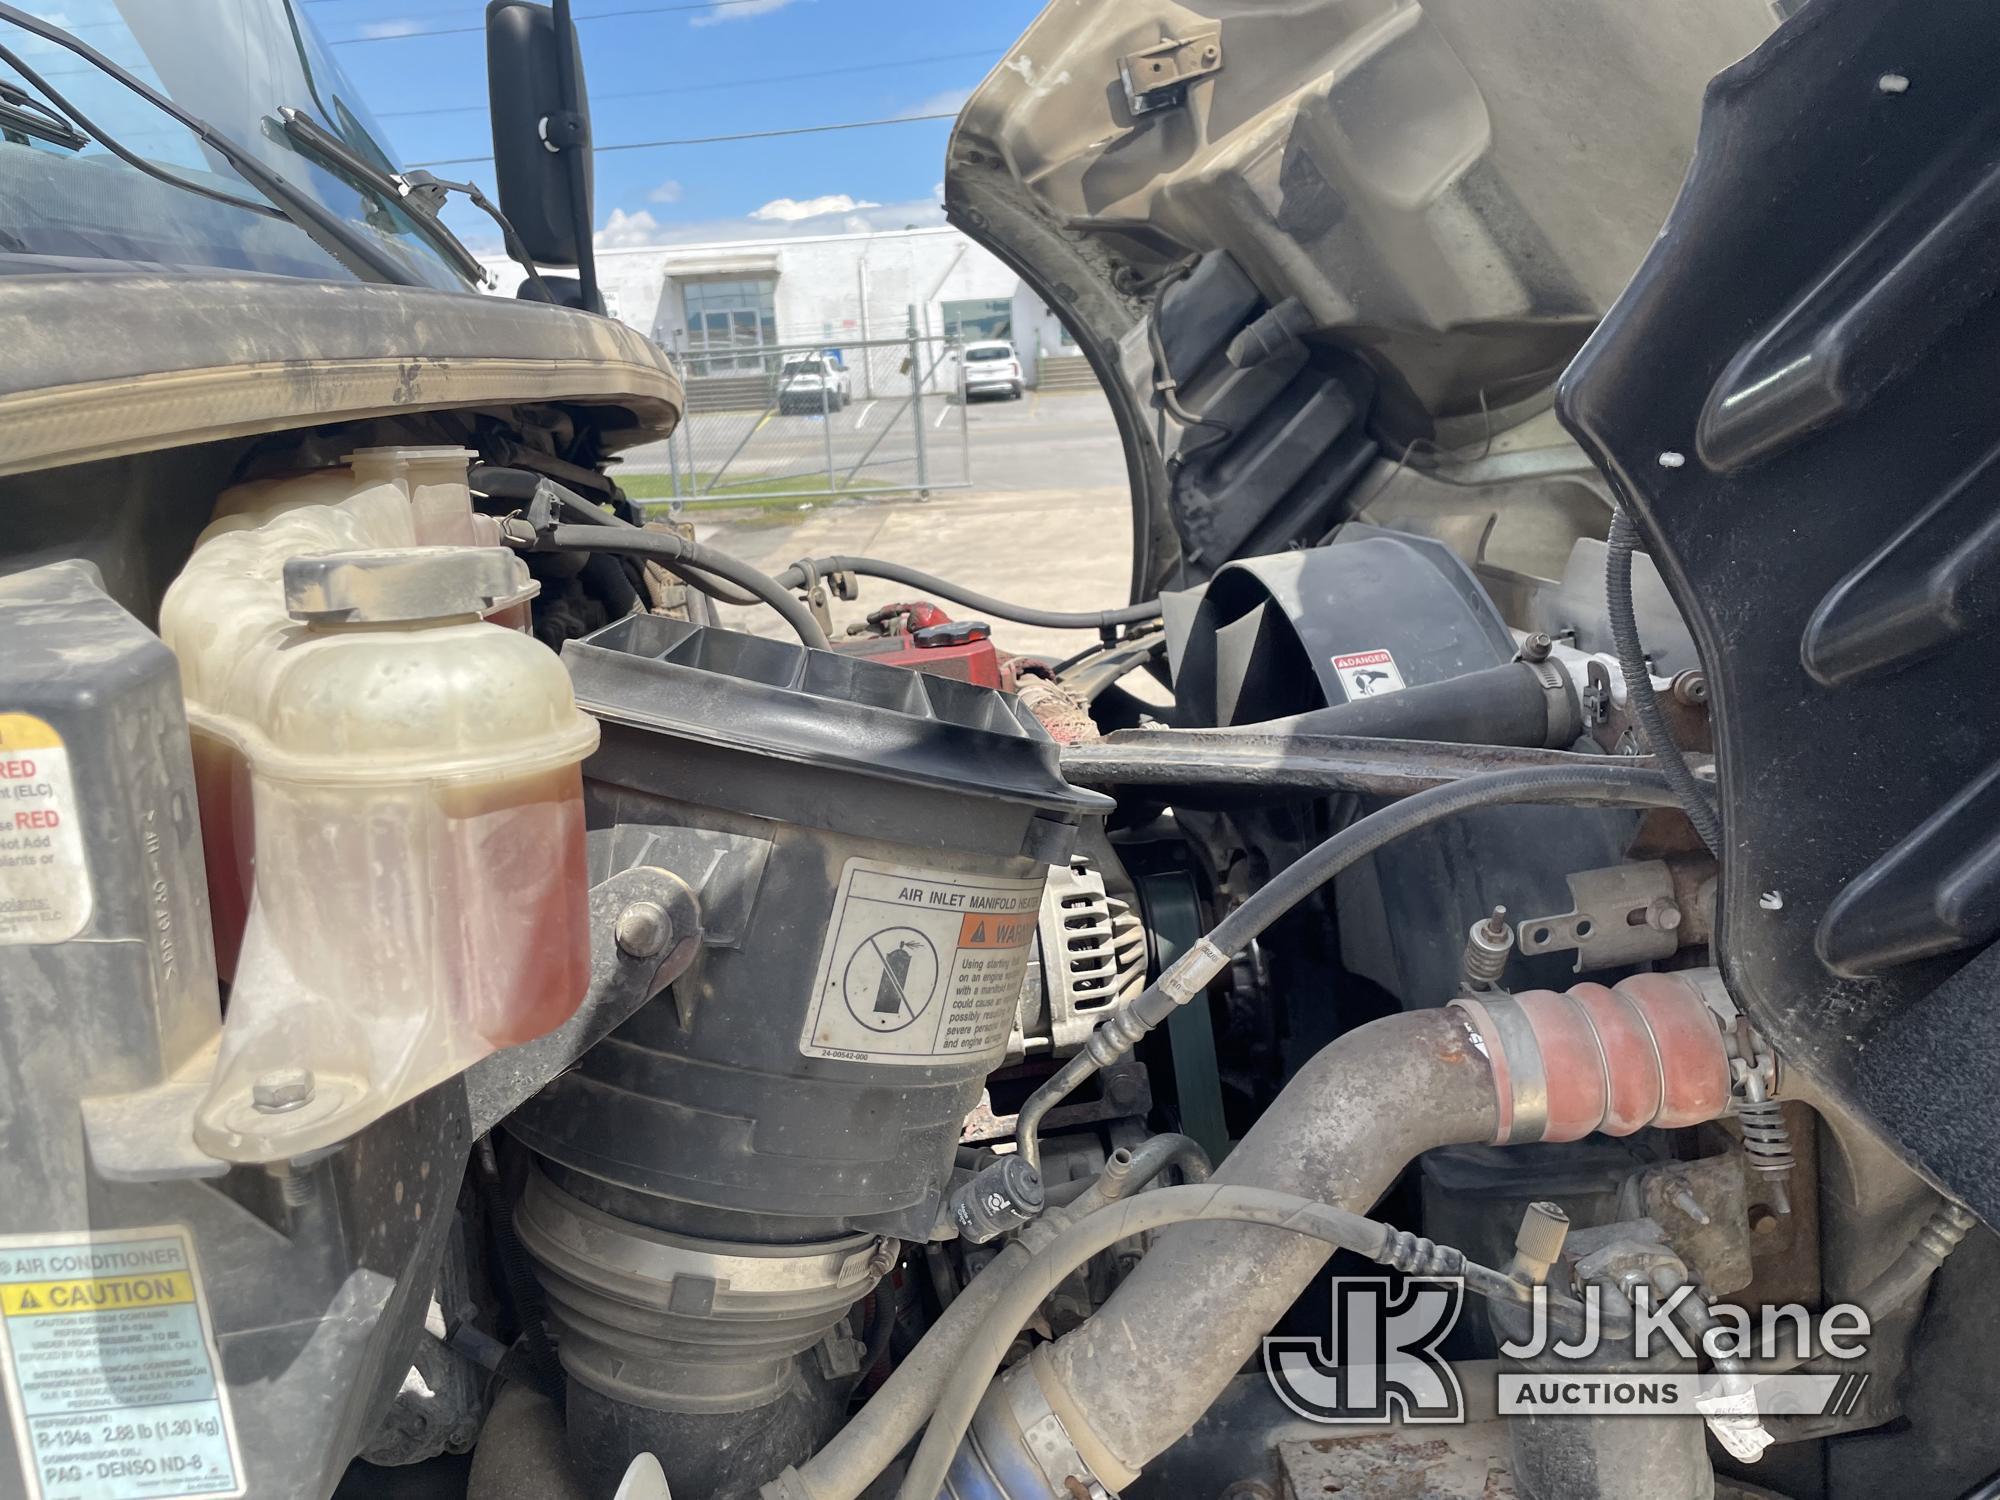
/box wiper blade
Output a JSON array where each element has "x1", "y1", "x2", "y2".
[
  {"x1": 0, "y1": 3, "x2": 420, "y2": 287},
  {"x1": 0, "y1": 80, "x2": 84, "y2": 150},
  {"x1": 275, "y1": 107, "x2": 489, "y2": 288}
]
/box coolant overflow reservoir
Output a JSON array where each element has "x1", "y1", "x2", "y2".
[{"x1": 166, "y1": 539, "x2": 598, "y2": 1163}]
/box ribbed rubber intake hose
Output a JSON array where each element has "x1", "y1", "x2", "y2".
[
  {"x1": 1605, "y1": 508, "x2": 1722, "y2": 852},
  {"x1": 774, "y1": 555, "x2": 1163, "y2": 632},
  {"x1": 1015, "y1": 762, "x2": 1683, "y2": 1169}
]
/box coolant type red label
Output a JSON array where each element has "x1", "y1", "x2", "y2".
[{"x1": 0, "y1": 714, "x2": 90, "y2": 946}]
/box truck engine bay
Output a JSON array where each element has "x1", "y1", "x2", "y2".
[{"x1": 1, "y1": 1, "x2": 1998, "y2": 1499}]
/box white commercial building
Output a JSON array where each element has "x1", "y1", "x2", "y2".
[{"x1": 484, "y1": 223, "x2": 1082, "y2": 388}]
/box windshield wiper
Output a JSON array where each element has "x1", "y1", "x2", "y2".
[
  {"x1": 274, "y1": 108, "x2": 490, "y2": 287},
  {"x1": 0, "y1": 79, "x2": 83, "y2": 150},
  {"x1": 0, "y1": 2, "x2": 420, "y2": 287},
  {"x1": 277, "y1": 107, "x2": 558, "y2": 306}
]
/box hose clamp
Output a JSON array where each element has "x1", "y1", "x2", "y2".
[
  {"x1": 1000, "y1": 1353, "x2": 1118, "y2": 1499},
  {"x1": 1449, "y1": 994, "x2": 1550, "y2": 1145}
]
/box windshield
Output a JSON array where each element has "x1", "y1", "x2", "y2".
[
  {"x1": 0, "y1": 1, "x2": 469, "y2": 288},
  {"x1": 965, "y1": 346, "x2": 1013, "y2": 362}
]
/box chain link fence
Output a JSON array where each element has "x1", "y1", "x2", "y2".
[{"x1": 628, "y1": 314, "x2": 977, "y2": 504}]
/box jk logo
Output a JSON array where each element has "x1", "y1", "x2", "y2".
[{"x1": 1263, "y1": 1277, "x2": 1465, "y2": 1424}]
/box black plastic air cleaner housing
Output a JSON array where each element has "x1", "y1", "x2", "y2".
[{"x1": 509, "y1": 616, "x2": 1111, "y2": 1242}]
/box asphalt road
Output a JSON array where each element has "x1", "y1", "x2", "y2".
[{"x1": 614, "y1": 388, "x2": 1130, "y2": 497}]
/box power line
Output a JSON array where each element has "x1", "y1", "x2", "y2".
[
  {"x1": 329, "y1": 0, "x2": 783, "y2": 43},
  {"x1": 375, "y1": 48, "x2": 998, "y2": 119},
  {"x1": 410, "y1": 110, "x2": 954, "y2": 166}
]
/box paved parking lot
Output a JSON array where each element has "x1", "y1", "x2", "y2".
[
  {"x1": 623, "y1": 388, "x2": 1140, "y2": 660},
  {"x1": 617, "y1": 388, "x2": 1130, "y2": 498}
]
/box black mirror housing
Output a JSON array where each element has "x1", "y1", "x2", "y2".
[{"x1": 486, "y1": 0, "x2": 593, "y2": 267}]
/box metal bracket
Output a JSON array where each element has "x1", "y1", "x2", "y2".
[
  {"x1": 463, "y1": 864, "x2": 701, "y2": 1134},
  {"x1": 1119, "y1": 33, "x2": 1222, "y2": 115},
  {"x1": 1516, "y1": 860, "x2": 1683, "y2": 972},
  {"x1": 82, "y1": 866, "x2": 701, "y2": 1179}
]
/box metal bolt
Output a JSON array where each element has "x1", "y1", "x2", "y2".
[
  {"x1": 252, "y1": 1067, "x2": 316, "y2": 1115},
  {"x1": 1669, "y1": 1183, "x2": 1712, "y2": 1227},
  {"x1": 1521, "y1": 631, "x2": 1554, "y2": 663},
  {"x1": 1105, "y1": 1070, "x2": 1143, "y2": 1110},
  {"x1": 1672, "y1": 670, "x2": 1709, "y2": 705},
  {"x1": 267, "y1": 1161, "x2": 318, "y2": 1208},
  {"x1": 1646, "y1": 897, "x2": 1684, "y2": 933},
  {"x1": 1749, "y1": 1205, "x2": 1781, "y2": 1236},
  {"x1": 615, "y1": 900, "x2": 672, "y2": 959}
]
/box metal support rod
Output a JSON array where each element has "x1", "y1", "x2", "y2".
[
  {"x1": 958, "y1": 334, "x2": 972, "y2": 481},
  {"x1": 907, "y1": 306, "x2": 931, "y2": 500},
  {"x1": 820, "y1": 354, "x2": 837, "y2": 491}
]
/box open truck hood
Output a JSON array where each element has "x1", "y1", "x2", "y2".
[{"x1": 944, "y1": 0, "x2": 1777, "y2": 597}]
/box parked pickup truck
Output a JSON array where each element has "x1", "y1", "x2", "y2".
[{"x1": 776, "y1": 352, "x2": 852, "y2": 413}]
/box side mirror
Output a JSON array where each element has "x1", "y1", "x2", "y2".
[{"x1": 485, "y1": 0, "x2": 593, "y2": 270}]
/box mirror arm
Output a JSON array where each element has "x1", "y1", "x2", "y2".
[{"x1": 549, "y1": 0, "x2": 602, "y2": 315}]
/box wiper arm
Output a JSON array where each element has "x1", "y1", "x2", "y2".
[
  {"x1": 0, "y1": 2, "x2": 419, "y2": 287},
  {"x1": 274, "y1": 107, "x2": 490, "y2": 288},
  {"x1": 0, "y1": 80, "x2": 84, "y2": 150},
  {"x1": 278, "y1": 107, "x2": 561, "y2": 306}
]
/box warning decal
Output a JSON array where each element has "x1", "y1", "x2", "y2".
[
  {"x1": 0, "y1": 1227, "x2": 243, "y2": 1500},
  {"x1": 800, "y1": 859, "x2": 1046, "y2": 1065},
  {"x1": 1331, "y1": 648, "x2": 1407, "y2": 700},
  {"x1": 0, "y1": 713, "x2": 91, "y2": 947}
]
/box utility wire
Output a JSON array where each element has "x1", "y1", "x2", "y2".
[
  {"x1": 376, "y1": 47, "x2": 999, "y2": 119},
  {"x1": 329, "y1": 0, "x2": 788, "y2": 43},
  {"x1": 410, "y1": 111, "x2": 955, "y2": 167}
]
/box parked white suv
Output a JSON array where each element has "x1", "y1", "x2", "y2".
[
  {"x1": 776, "y1": 353, "x2": 852, "y2": 413},
  {"x1": 960, "y1": 339, "x2": 1025, "y2": 400}
]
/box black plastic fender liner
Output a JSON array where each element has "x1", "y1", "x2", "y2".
[{"x1": 1555, "y1": 0, "x2": 2000, "y2": 1220}]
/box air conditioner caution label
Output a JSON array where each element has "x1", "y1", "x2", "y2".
[
  {"x1": 0, "y1": 1228, "x2": 243, "y2": 1500},
  {"x1": 0, "y1": 714, "x2": 91, "y2": 947},
  {"x1": 800, "y1": 859, "x2": 1045, "y2": 1065}
]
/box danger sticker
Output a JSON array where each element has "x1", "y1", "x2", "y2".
[
  {"x1": 800, "y1": 859, "x2": 1046, "y2": 1065},
  {"x1": 0, "y1": 713, "x2": 91, "y2": 947},
  {"x1": 1331, "y1": 648, "x2": 1407, "y2": 700},
  {"x1": 0, "y1": 1227, "x2": 243, "y2": 1500}
]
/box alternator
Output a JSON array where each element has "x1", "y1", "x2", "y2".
[{"x1": 1009, "y1": 856, "x2": 1148, "y2": 1061}]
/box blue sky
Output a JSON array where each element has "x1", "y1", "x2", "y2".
[{"x1": 309, "y1": 0, "x2": 1045, "y2": 252}]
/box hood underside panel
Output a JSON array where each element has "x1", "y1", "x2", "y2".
[{"x1": 946, "y1": 0, "x2": 1774, "y2": 589}]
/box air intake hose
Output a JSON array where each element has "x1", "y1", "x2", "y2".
[{"x1": 949, "y1": 973, "x2": 1734, "y2": 1498}]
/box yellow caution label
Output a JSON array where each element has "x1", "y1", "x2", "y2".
[
  {"x1": 1, "y1": 1272, "x2": 196, "y2": 1318},
  {"x1": 0, "y1": 713, "x2": 62, "y2": 752},
  {"x1": 0, "y1": 1229, "x2": 242, "y2": 1500}
]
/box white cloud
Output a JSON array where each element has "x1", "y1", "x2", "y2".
[
  {"x1": 646, "y1": 180, "x2": 685, "y2": 205},
  {"x1": 580, "y1": 194, "x2": 947, "y2": 254},
  {"x1": 690, "y1": 0, "x2": 798, "y2": 27},
  {"x1": 357, "y1": 18, "x2": 424, "y2": 38},
  {"x1": 596, "y1": 208, "x2": 664, "y2": 248},
  {"x1": 897, "y1": 86, "x2": 974, "y2": 120},
  {"x1": 749, "y1": 193, "x2": 880, "y2": 223}
]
